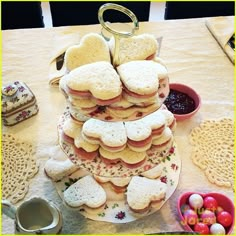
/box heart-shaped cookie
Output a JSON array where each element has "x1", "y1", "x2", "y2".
[
  {"x1": 82, "y1": 110, "x2": 174, "y2": 153},
  {"x1": 99, "y1": 146, "x2": 146, "y2": 168},
  {"x1": 44, "y1": 158, "x2": 78, "y2": 182},
  {"x1": 125, "y1": 109, "x2": 166, "y2": 141},
  {"x1": 109, "y1": 33, "x2": 158, "y2": 66},
  {"x1": 44, "y1": 146, "x2": 79, "y2": 181},
  {"x1": 66, "y1": 61, "x2": 122, "y2": 102},
  {"x1": 63, "y1": 175, "x2": 106, "y2": 208},
  {"x1": 82, "y1": 118, "x2": 127, "y2": 151},
  {"x1": 62, "y1": 118, "x2": 82, "y2": 143},
  {"x1": 65, "y1": 33, "x2": 111, "y2": 71},
  {"x1": 126, "y1": 176, "x2": 167, "y2": 213},
  {"x1": 117, "y1": 60, "x2": 167, "y2": 96}
]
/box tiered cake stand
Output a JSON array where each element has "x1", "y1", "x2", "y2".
[{"x1": 53, "y1": 3, "x2": 181, "y2": 224}]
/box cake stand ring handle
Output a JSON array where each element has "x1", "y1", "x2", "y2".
[
  {"x1": 98, "y1": 3, "x2": 139, "y2": 66},
  {"x1": 98, "y1": 3, "x2": 139, "y2": 37}
]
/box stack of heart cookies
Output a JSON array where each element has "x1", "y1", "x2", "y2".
[
  {"x1": 55, "y1": 31, "x2": 176, "y2": 216},
  {"x1": 59, "y1": 33, "x2": 169, "y2": 121},
  {"x1": 61, "y1": 108, "x2": 176, "y2": 168}
]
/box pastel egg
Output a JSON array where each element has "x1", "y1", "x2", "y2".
[
  {"x1": 210, "y1": 223, "x2": 226, "y2": 235},
  {"x1": 194, "y1": 222, "x2": 210, "y2": 235},
  {"x1": 189, "y1": 193, "x2": 203, "y2": 209},
  {"x1": 217, "y1": 211, "x2": 233, "y2": 227},
  {"x1": 215, "y1": 205, "x2": 224, "y2": 215},
  {"x1": 203, "y1": 196, "x2": 218, "y2": 211},
  {"x1": 180, "y1": 203, "x2": 191, "y2": 214},
  {"x1": 183, "y1": 209, "x2": 198, "y2": 225},
  {"x1": 200, "y1": 209, "x2": 216, "y2": 225}
]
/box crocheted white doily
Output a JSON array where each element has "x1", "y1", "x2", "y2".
[
  {"x1": 2, "y1": 133, "x2": 39, "y2": 203},
  {"x1": 189, "y1": 118, "x2": 234, "y2": 189}
]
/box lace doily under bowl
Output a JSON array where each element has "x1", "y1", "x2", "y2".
[{"x1": 2, "y1": 133, "x2": 39, "y2": 203}]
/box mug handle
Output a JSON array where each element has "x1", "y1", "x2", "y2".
[{"x1": 2, "y1": 199, "x2": 16, "y2": 220}]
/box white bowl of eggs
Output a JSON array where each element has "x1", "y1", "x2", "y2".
[{"x1": 177, "y1": 192, "x2": 234, "y2": 235}]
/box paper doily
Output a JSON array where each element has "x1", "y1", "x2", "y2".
[
  {"x1": 58, "y1": 109, "x2": 173, "y2": 177},
  {"x1": 189, "y1": 118, "x2": 234, "y2": 189},
  {"x1": 1, "y1": 133, "x2": 39, "y2": 203},
  {"x1": 53, "y1": 144, "x2": 181, "y2": 223}
]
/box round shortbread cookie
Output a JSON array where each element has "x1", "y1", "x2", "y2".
[{"x1": 189, "y1": 118, "x2": 234, "y2": 188}]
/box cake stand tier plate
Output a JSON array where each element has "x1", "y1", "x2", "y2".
[
  {"x1": 66, "y1": 77, "x2": 169, "y2": 122},
  {"x1": 58, "y1": 109, "x2": 174, "y2": 177},
  {"x1": 53, "y1": 144, "x2": 181, "y2": 223}
]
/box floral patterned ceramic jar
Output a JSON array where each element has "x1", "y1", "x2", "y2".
[{"x1": 1, "y1": 81, "x2": 39, "y2": 126}]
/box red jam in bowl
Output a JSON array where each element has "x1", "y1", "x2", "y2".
[{"x1": 164, "y1": 89, "x2": 196, "y2": 114}]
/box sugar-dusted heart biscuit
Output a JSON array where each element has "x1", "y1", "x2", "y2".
[
  {"x1": 94, "y1": 174, "x2": 131, "y2": 187},
  {"x1": 141, "y1": 162, "x2": 163, "y2": 179},
  {"x1": 66, "y1": 61, "x2": 122, "y2": 105},
  {"x1": 99, "y1": 146, "x2": 146, "y2": 168},
  {"x1": 68, "y1": 97, "x2": 98, "y2": 117},
  {"x1": 44, "y1": 158, "x2": 78, "y2": 182},
  {"x1": 107, "y1": 101, "x2": 159, "y2": 120},
  {"x1": 62, "y1": 118, "x2": 82, "y2": 144},
  {"x1": 152, "y1": 126, "x2": 173, "y2": 152},
  {"x1": 63, "y1": 175, "x2": 106, "y2": 208},
  {"x1": 74, "y1": 132, "x2": 99, "y2": 153},
  {"x1": 117, "y1": 60, "x2": 168, "y2": 103},
  {"x1": 126, "y1": 176, "x2": 167, "y2": 213},
  {"x1": 65, "y1": 33, "x2": 111, "y2": 71},
  {"x1": 80, "y1": 109, "x2": 174, "y2": 153},
  {"x1": 62, "y1": 118, "x2": 99, "y2": 161},
  {"x1": 69, "y1": 97, "x2": 97, "y2": 109},
  {"x1": 82, "y1": 118, "x2": 127, "y2": 152},
  {"x1": 73, "y1": 130, "x2": 99, "y2": 161},
  {"x1": 94, "y1": 174, "x2": 131, "y2": 194},
  {"x1": 125, "y1": 109, "x2": 167, "y2": 152},
  {"x1": 160, "y1": 109, "x2": 176, "y2": 131},
  {"x1": 44, "y1": 146, "x2": 79, "y2": 181},
  {"x1": 108, "y1": 33, "x2": 158, "y2": 66},
  {"x1": 125, "y1": 109, "x2": 166, "y2": 141}
]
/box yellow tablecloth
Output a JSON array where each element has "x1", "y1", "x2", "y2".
[{"x1": 2, "y1": 17, "x2": 234, "y2": 234}]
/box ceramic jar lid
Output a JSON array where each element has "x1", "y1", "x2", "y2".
[{"x1": 2, "y1": 83, "x2": 18, "y2": 96}]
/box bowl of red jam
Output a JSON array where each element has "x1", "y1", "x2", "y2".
[{"x1": 164, "y1": 83, "x2": 201, "y2": 121}]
